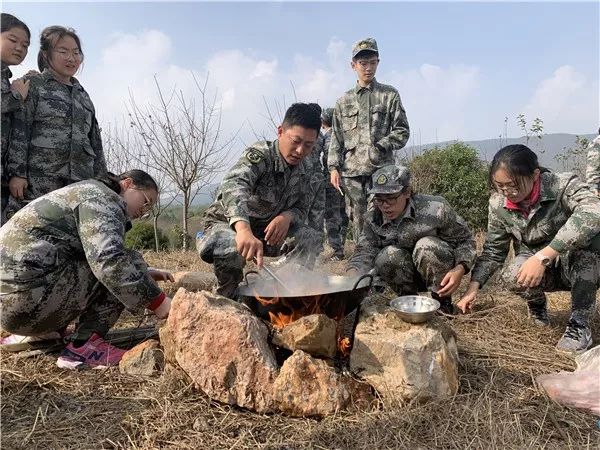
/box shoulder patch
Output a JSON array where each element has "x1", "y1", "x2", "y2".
[
  {"x1": 376, "y1": 174, "x2": 388, "y2": 185},
  {"x1": 246, "y1": 149, "x2": 264, "y2": 164}
]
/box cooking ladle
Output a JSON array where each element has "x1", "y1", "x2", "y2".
[{"x1": 252, "y1": 257, "x2": 290, "y2": 293}]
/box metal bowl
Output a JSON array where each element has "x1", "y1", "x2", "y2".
[{"x1": 390, "y1": 296, "x2": 440, "y2": 324}]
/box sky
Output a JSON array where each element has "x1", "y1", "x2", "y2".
[{"x1": 4, "y1": 1, "x2": 599, "y2": 162}]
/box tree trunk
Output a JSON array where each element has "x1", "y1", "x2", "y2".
[
  {"x1": 182, "y1": 190, "x2": 189, "y2": 251},
  {"x1": 153, "y1": 214, "x2": 160, "y2": 252}
]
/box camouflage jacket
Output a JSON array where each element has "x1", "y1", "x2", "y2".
[
  {"x1": 348, "y1": 194, "x2": 476, "y2": 274},
  {"x1": 321, "y1": 128, "x2": 332, "y2": 175},
  {"x1": 0, "y1": 180, "x2": 162, "y2": 309},
  {"x1": 471, "y1": 171, "x2": 600, "y2": 287},
  {"x1": 586, "y1": 135, "x2": 600, "y2": 195},
  {"x1": 1, "y1": 65, "x2": 26, "y2": 179},
  {"x1": 7, "y1": 69, "x2": 107, "y2": 181},
  {"x1": 328, "y1": 79, "x2": 409, "y2": 177},
  {"x1": 203, "y1": 140, "x2": 310, "y2": 229},
  {"x1": 304, "y1": 131, "x2": 324, "y2": 176}
]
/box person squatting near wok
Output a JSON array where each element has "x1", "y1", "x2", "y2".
[
  {"x1": 458, "y1": 144, "x2": 600, "y2": 353},
  {"x1": 4, "y1": 24, "x2": 107, "y2": 222},
  {"x1": 197, "y1": 103, "x2": 322, "y2": 299},
  {"x1": 0, "y1": 170, "x2": 174, "y2": 369},
  {"x1": 328, "y1": 37, "x2": 410, "y2": 240},
  {"x1": 345, "y1": 164, "x2": 477, "y2": 315},
  {"x1": 1, "y1": 13, "x2": 30, "y2": 224}
]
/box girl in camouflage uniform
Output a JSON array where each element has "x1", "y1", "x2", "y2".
[
  {"x1": 0, "y1": 170, "x2": 172, "y2": 369},
  {"x1": 458, "y1": 145, "x2": 600, "y2": 352},
  {"x1": 5, "y1": 26, "x2": 106, "y2": 219},
  {"x1": 1, "y1": 13, "x2": 30, "y2": 223}
]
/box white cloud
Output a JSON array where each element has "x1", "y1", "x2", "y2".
[{"x1": 521, "y1": 65, "x2": 598, "y2": 134}]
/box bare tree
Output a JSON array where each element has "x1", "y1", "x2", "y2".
[{"x1": 127, "y1": 73, "x2": 236, "y2": 249}]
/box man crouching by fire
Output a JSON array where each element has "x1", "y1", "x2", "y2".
[
  {"x1": 346, "y1": 164, "x2": 477, "y2": 314},
  {"x1": 197, "y1": 103, "x2": 322, "y2": 299}
]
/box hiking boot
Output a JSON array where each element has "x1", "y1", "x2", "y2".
[
  {"x1": 1, "y1": 331, "x2": 63, "y2": 346},
  {"x1": 527, "y1": 302, "x2": 550, "y2": 327},
  {"x1": 432, "y1": 292, "x2": 454, "y2": 315},
  {"x1": 556, "y1": 320, "x2": 592, "y2": 353},
  {"x1": 56, "y1": 333, "x2": 127, "y2": 370}
]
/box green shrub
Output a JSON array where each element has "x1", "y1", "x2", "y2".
[
  {"x1": 406, "y1": 142, "x2": 490, "y2": 230},
  {"x1": 125, "y1": 221, "x2": 169, "y2": 251}
]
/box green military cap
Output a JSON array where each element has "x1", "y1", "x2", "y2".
[
  {"x1": 321, "y1": 107, "x2": 334, "y2": 124},
  {"x1": 368, "y1": 164, "x2": 411, "y2": 195},
  {"x1": 352, "y1": 37, "x2": 379, "y2": 59}
]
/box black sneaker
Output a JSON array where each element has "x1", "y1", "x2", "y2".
[
  {"x1": 527, "y1": 302, "x2": 550, "y2": 327},
  {"x1": 432, "y1": 292, "x2": 454, "y2": 315},
  {"x1": 557, "y1": 320, "x2": 592, "y2": 353}
]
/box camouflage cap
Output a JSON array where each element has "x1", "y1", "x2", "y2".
[
  {"x1": 368, "y1": 164, "x2": 411, "y2": 195},
  {"x1": 352, "y1": 38, "x2": 379, "y2": 59},
  {"x1": 321, "y1": 107, "x2": 334, "y2": 124}
]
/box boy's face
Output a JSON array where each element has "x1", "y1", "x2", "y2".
[
  {"x1": 277, "y1": 125, "x2": 318, "y2": 166},
  {"x1": 351, "y1": 53, "x2": 379, "y2": 84}
]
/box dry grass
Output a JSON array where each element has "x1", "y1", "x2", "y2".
[{"x1": 1, "y1": 251, "x2": 599, "y2": 450}]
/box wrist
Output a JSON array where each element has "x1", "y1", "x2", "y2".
[
  {"x1": 147, "y1": 292, "x2": 166, "y2": 310},
  {"x1": 533, "y1": 252, "x2": 552, "y2": 268}
]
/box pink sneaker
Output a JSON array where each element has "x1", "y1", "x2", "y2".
[{"x1": 56, "y1": 334, "x2": 127, "y2": 370}]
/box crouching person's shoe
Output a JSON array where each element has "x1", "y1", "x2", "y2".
[
  {"x1": 56, "y1": 333, "x2": 127, "y2": 370},
  {"x1": 527, "y1": 301, "x2": 550, "y2": 327},
  {"x1": 556, "y1": 320, "x2": 592, "y2": 353}
]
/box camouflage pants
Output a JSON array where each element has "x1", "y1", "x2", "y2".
[
  {"x1": 341, "y1": 175, "x2": 372, "y2": 240},
  {"x1": 373, "y1": 237, "x2": 456, "y2": 295},
  {"x1": 306, "y1": 173, "x2": 326, "y2": 251},
  {"x1": 324, "y1": 182, "x2": 349, "y2": 257},
  {"x1": 0, "y1": 249, "x2": 149, "y2": 341},
  {"x1": 3, "y1": 175, "x2": 68, "y2": 221},
  {"x1": 501, "y1": 249, "x2": 600, "y2": 325},
  {"x1": 198, "y1": 220, "x2": 320, "y2": 299},
  {"x1": 0, "y1": 181, "x2": 8, "y2": 226}
]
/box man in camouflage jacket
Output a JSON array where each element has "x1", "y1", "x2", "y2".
[
  {"x1": 328, "y1": 38, "x2": 409, "y2": 238},
  {"x1": 198, "y1": 103, "x2": 321, "y2": 299},
  {"x1": 348, "y1": 164, "x2": 476, "y2": 313}
]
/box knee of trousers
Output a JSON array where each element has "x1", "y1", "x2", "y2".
[
  {"x1": 499, "y1": 254, "x2": 537, "y2": 294},
  {"x1": 197, "y1": 225, "x2": 239, "y2": 264},
  {"x1": 374, "y1": 246, "x2": 413, "y2": 279},
  {"x1": 565, "y1": 248, "x2": 600, "y2": 287},
  {"x1": 412, "y1": 236, "x2": 454, "y2": 262}
]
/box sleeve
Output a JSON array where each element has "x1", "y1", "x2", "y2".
[
  {"x1": 548, "y1": 176, "x2": 600, "y2": 253},
  {"x1": 89, "y1": 115, "x2": 108, "y2": 177},
  {"x1": 1, "y1": 81, "x2": 22, "y2": 115},
  {"x1": 327, "y1": 102, "x2": 344, "y2": 171},
  {"x1": 220, "y1": 151, "x2": 268, "y2": 226},
  {"x1": 469, "y1": 202, "x2": 512, "y2": 287},
  {"x1": 76, "y1": 196, "x2": 163, "y2": 310},
  {"x1": 438, "y1": 201, "x2": 476, "y2": 272},
  {"x1": 6, "y1": 81, "x2": 35, "y2": 179},
  {"x1": 586, "y1": 139, "x2": 600, "y2": 194},
  {"x1": 374, "y1": 92, "x2": 410, "y2": 152},
  {"x1": 347, "y1": 220, "x2": 381, "y2": 274}
]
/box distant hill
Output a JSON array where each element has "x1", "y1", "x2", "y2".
[{"x1": 400, "y1": 133, "x2": 595, "y2": 170}]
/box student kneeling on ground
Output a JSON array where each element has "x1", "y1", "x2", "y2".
[
  {"x1": 458, "y1": 144, "x2": 600, "y2": 352},
  {"x1": 346, "y1": 164, "x2": 476, "y2": 313},
  {"x1": 0, "y1": 170, "x2": 173, "y2": 369},
  {"x1": 198, "y1": 103, "x2": 322, "y2": 299}
]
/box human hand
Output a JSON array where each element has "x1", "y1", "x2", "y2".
[
  {"x1": 11, "y1": 78, "x2": 30, "y2": 100},
  {"x1": 437, "y1": 264, "x2": 465, "y2": 297},
  {"x1": 264, "y1": 214, "x2": 291, "y2": 247},
  {"x1": 8, "y1": 176, "x2": 27, "y2": 200},
  {"x1": 516, "y1": 256, "x2": 546, "y2": 288}
]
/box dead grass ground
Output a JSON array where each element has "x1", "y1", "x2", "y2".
[{"x1": 1, "y1": 250, "x2": 599, "y2": 450}]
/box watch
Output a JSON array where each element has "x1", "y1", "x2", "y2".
[{"x1": 534, "y1": 253, "x2": 552, "y2": 267}]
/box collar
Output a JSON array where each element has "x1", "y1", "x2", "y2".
[
  {"x1": 41, "y1": 68, "x2": 81, "y2": 89},
  {"x1": 354, "y1": 78, "x2": 377, "y2": 94},
  {"x1": 1, "y1": 65, "x2": 12, "y2": 79}
]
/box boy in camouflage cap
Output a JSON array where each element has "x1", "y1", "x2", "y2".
[
  {"x1": 328, "y1": 37, "x2": 409, "y2": 240},
  {"x1": 347, "y1": 164, "x2": 476, "y2": 314},
  {"x1": 198, "y1": 103, "x2": 322, "y2": 299}
]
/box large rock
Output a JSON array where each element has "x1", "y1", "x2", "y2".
[
  {"x1": 271, "y1": 314, "x2": 338, "y2": 358},
  {"x1": 158, "y1": 323, "x2": 176, "y2": 365},
  {"x1": 166, "y1": 288, "x2": 278, "y2": 413},
  {"x1": 350, "y1": 298, "x2": 459, "y2": 402},
  {"x1": 272, "y1": 350, "x2": 374, "y2": 417},
  {"x1": 171, "y1": 271, "x2": 216, "y2": 292},
  {"x1": 119, "y1": 339, "x2": 164, "y2": 376}
]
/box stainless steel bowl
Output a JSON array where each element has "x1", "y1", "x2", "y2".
[{"x1": 390, "y1": 296, "x2": 440, "y2": 324}]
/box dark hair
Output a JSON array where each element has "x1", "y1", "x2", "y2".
[
  {"x1": 489, "y1": 144, "x2": 546, "y2": 192},
  {"x1": 1, "y1": 13, "x2": 30, "y2": 39},
  {"x1": 38, "y1": 25, "x2": 84, "y2": 72},
  {"x1": 353, "y1": 50, "x2": 378, "y2": 61},
  {"x1": 281, "y1": 103, "x2": 322, "y2": 134},
  {"x1": 98, "y1": 170, "x2": 158, "y2": 194}
]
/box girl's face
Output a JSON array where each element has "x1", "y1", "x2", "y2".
[
  {"x1": 1, "y1": 27, "x2": 29, "y2": 66},
  {"x1": 120, "y1": 178, "x2": 158, "y2": 219},
  {"x1": 48, "y1": 35, "x2": 82, "y2": 79},
  {"x1": 492, "y1": 167, "x2": 539, "y2": 203}
]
